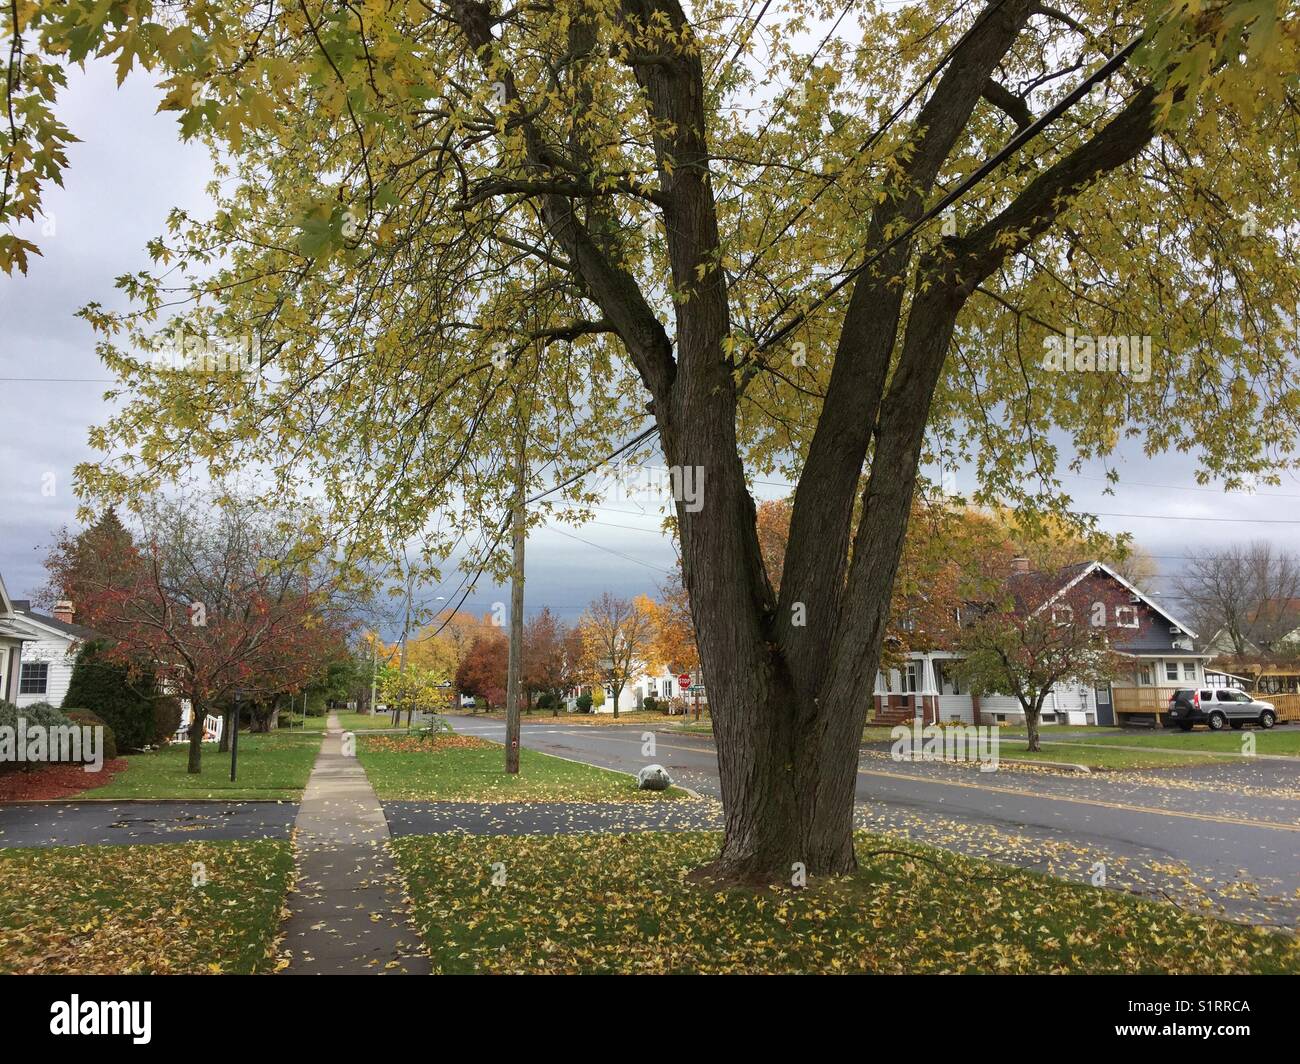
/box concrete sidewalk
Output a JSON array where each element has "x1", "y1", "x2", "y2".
[{"x1": 281, "y1": 715, "x2": 428, "y2": 974}]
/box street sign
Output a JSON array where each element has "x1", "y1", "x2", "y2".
[{"x1": 677, "y1": 673, "x2": 691, "y2": 691}]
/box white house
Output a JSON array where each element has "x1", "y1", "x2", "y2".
[
  {"x1": 0, "y1": 573, "x2": 36, "y2": 703},
  {"x1": 565, "y1": 663, "x2": 705, "y2": 714},
  {"x1": 874, "y1": 561, "x2": 1212, "y2": 728},
  {"x1": 6, "y1": 598, "x2": 100, "y2": 708}
]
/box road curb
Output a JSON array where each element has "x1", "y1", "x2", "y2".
[
  {"x1": 0, "y1": 796, "x2": 300, "y2": 805},
  {"x1": 998, "y1": 757, "x2": 1092, "y2": 774}
]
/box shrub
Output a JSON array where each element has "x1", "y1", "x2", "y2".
[
  {"x1": 643, "y1": 697, "x2": 658, "y2": 711},
  {"x1": 0, "y1": 699, "x2": 72, "y2": 730},
  {"x1": 536, "y1": 693, "x2": 555, "y2": 710},
  {"x1": 575, "y1": 694, "x2": 593, "y2": 713},
  {"x1": 64, "y1": 709, "x2": 118, "y2": 761},
  {"x1": 151, "y1": 696, "x2": 184, "y2": 745},
  {"x1": 0, "y1": 701, "x2": 89, "y2": 772},
  {"x1": 61, "y1": 641, "x2": 158, "y2": 752}
]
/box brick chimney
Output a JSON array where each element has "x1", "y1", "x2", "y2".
[
  {"x1": 1010, "y1": 556, "x2": 1030, "y2": 575},
  {"x1": 53, "y1": 600, "x2": 75, "y2": 625}
]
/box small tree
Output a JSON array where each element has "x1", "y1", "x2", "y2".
[
  {"x1": 379, "y1": 664, "x2": 446, "y2": 724},
  {"x1": 50, "y1": 495, "x2": 355, "y2": 773},
  {"x1": 580, "y1": 594, "x2": 655, "y2": 720},
  {"x1": 455, "y1": 630, "x2": 508, "y2": 710},
  {"x1": 523, "y1": 608, "x2": 568, "y2": 713},
  {"x1": 957, "y1": 572, "x2": 1127, "y2": 751}
]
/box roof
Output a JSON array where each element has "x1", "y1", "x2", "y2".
[
  {"x1": 1045, "y1": 560, "x2": 1200, "y2": 640},
  {"x1": 8, "y1": 600, "x2": 102, "y2": 642}
]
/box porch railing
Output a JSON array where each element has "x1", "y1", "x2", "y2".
[
  {"x1": 1266, "y1": 692, "x2": 1300, "y2": 721},
  {"x1": 1111, "y1": 686, "x2": 1178, "y2": 715}
]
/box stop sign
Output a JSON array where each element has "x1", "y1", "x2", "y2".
[{"x1": 677, "y1": 673, "x2": 691, "y2": 691}]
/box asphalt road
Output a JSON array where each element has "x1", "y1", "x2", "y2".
[{"x1": 451, "y1": 717, "x2": 1300, "y2": 926}]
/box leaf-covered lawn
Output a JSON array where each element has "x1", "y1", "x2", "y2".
[
  {"x1": 358, "y1": 734, "x2": 688, "y2": 801},
  {"x1": 389, "y1": 832, "x2": 1300, "y2": 974},
  {"x1": 0, "y1": 840, "x2": 293, "y2": 974},
  {"x1": 333, "y1": 711, "x2": 412, "y2": 732},
  {"x1": 79, "y1": 731, "x2": 321, "y2": 800},
  {"x1": 449, "y1": 709, "x2": 685, "y2": 728}
]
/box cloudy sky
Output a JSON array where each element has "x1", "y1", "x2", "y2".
[{"x1": 3, "y1": 57, "x2": 1298, "y2": 633}]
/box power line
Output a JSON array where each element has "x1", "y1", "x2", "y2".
[{"x1": 544, "y1": 524, "x2": 674, "y2": 574}]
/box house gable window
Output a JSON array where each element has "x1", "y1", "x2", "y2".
[
  {"x1": 1115, "y1": 606, "x2": 1139, "y2": 628},
  {"x1": 19, "y1": 662, "x2": 48, "y2": 695},
  {"x1": 1051, "y1": 605, "x2": 1073, "y2": 625}
]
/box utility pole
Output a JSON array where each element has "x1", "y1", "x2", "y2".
[
  {"x1": 397, "y1": 569, "x2": 412, "y2": 727},
  {"x1": 369, "y1": 632, "x2": 378, "y2": 716},
  {"x1": 505, "y1": 418, "x2": 526, "y2": 774}
]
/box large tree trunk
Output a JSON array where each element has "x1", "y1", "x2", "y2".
[{"x1": 699, "y1": 652, "x2": 863, "y2": 882}]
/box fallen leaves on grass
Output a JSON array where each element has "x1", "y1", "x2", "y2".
[
  {"x1": 0, "y1": 840, "x2": 294, "y2": 974},
  {"x1": 363, "y1": 734, "x2": 494, "y2": 754},
  {"x1": 388, "y1": 832, "x2": 1300, "y2": 975},
  {"x1": 358, "y1": 737, "x2": 688, "y2": 803}
]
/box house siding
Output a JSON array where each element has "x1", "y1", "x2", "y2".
[{"x1": 17, "y1": 634, "x2": 78, "y2": 708}]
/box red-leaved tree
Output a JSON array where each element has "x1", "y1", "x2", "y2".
[{"x1": 47, "y1": 496, "x2": 355, "y2": 773}]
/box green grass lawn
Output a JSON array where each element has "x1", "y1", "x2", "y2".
[
  {"x1": 389, "y1": 831, "x2": 1300, "y2": 974},
  {"x1": 863, "y1": 723, "x2": 1300, "y2": 770},
  {"x1": 79, "y1": 730, "x2": 321, "y2": 800},
  {"x1": 992, "y1": 725, "x2": 1300, "y2": 768},
  {"x1": 1031, "y1": 727, "x2": 1300, "y2": 754},
  {"x1": 357, "y1": 734, "x2": 689, "y2": 801},
  {"x1": 992, "y1": 742, "x2": 1222, "y2": 770},
  {"x1": 0, "y1": 839, "x2": 293, "y2": 974}
]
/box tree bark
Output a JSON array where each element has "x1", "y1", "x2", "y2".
[{"x1": 186, "y1": 702, "x2": 204, "y2": 774}]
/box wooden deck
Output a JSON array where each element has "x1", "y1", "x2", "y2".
[{"x1": 1112, "y1": 685, "x2": 1300, "y2": 722}]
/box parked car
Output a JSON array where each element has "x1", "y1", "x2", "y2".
[{"x1": 1167, "y1": 688, "x2": 1277, "y2": 731}]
